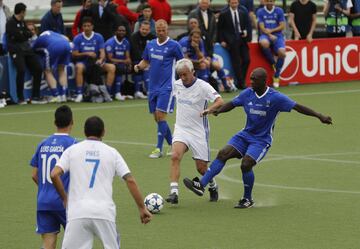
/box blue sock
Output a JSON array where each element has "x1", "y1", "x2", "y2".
[
  {"x1": 275, "y1": 57, "x2": 284, "y2": 77},
  {"x1": 261, "y1": 47, "x2": 275, "y2": 65},
  {"x1": 165, "y1": 123, "x2": 172, "y2": 145},
  {"x1": 115, "y1": 82, "x2": 121, "y2": 94},
  {"x1": 156, "y1": 121, "x2": 168, "y2": 151},
  {"x1": 50, "y1": 88, "x2": 59, "y2": 97},
  {"x1": 200, "y1": 159, "x2": 225, "y2": 187},
  {"x1": 76, "y1": 86, "x2": 83, "y2": 95},
  {"x1": 242, "y1": 170, "x2": 254, "y2": 200},
  {"x1": 133, "y1": 75, "x2": 141, "y2": 92},
  {"x1": 106, "y1": 85, "x2": 113, "y2": 95},
  {"x1": 59, "y1": 86, "x2": 67, "y2": 96}
]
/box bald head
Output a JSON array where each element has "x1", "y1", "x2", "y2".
[
  {"x1": 155, "y1": 19, "x2": 168, "y2": 42},
  {"x1": 252, "y1": 67, "x2": 267, "y2": 81},
  {"x1": 155, "y1": 19, "x2": 168, "y2": 29}
]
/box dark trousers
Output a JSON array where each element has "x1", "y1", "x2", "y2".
[
  {"x1": 11, "y1": 52, "x2": 42, "y2": 101},
  {"x1": 228, "y1": 40, "x2": 250, "y2": 89},
  {"x1": 0, "y1": 44, "x2": 5, "y2": 56}
]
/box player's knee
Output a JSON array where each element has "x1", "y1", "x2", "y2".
[
  {"x1": 171, "y1": 151, "x2": 181, "y2": 162},
  {"x1": 278, "y1": 50, "x2": 286, "y2": 58},
  {"x1": 241, "y1": 157, "x2": 256, "y2": 172},
  {"x1": 259, "y1": 41, "x2": 269, "y2": 48},
  {"x1": 216, "y1": 148, "x2": 231, "y2": 162}
]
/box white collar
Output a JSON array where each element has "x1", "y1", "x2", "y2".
[
  {"x1": 157, "y1": 37, "x2": 170, "y2": 46},
  {"x1": 83, "y1": 31, "x2": 94, "y2": 40},
  {"x1": 114, "y1": 36, "x2": 125, "y2": 45},
  {"x1": 264, "y1": 6, "x2": 275, "y2": 14},
  {"x1": 255, "y1": 87, "x2": 270, "y2": 99}
]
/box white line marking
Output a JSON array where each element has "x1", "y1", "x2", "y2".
[{"x1": 1, "y1": 88, "x2": 359, "y2": 116}]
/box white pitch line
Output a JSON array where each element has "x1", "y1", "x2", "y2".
[{"x1": 1, "y1": 88, "x2": 359, "y2": 116}]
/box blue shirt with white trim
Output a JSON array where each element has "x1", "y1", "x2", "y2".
[
  {"x1": 73, "y1": 32, "x2": 105, "y2": 57},
  {"x1": 257, "y1": 6, "x2": 285, "y2": 37},
  {"x1": 30, "y1": 134, "x2": 76, "y2": 211},
  {"x1": 105, "y1": 36, "x2": 130, "y2": 62},
  {"x1": 232, "y1": 87, "x2": 296, "y2": 144},
  {"x1": 142, "y1": 37, "x2": 184, "y2": 93}
]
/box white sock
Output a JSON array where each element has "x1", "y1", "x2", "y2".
[
  {"x1": 208, "y1": 179, "x2": 217, "y2": 189},
  {"x1": 170, "y1": 182, "x2": 178, "y2": 195}
]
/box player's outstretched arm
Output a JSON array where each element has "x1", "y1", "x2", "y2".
[
  {"x1": 212, "y1": 101, "x2": 236, "y2": 116},
  {"x1": 123, "y1": 174, "x2": 152, "y2": 224},
  {"x1": 201, "y1": 97, "x2": 224, "y2": 117},
  {"x1": 50, "y1": 166, "x2": 68, "y2": 207},
  {"x1": 293, "y1": 104, "x2": 333, "y2": 125}
]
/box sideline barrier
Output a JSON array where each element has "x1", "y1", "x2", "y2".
[
  {"x1": 1, "y1": 37, "x2": 359, "y2": 102},
  {"x1": 214, "y1": 37, "x2": 360, "y2": 87}
]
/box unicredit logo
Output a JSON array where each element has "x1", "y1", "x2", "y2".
[{"x1": 280, "y1": 44, "x2": 359, "y2": 81}]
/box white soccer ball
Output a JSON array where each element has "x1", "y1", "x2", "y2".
[{"x1": 144, "y1": 193, "x2": 164, "y2": 213}]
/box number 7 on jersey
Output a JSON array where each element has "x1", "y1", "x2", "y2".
[{"x1": 85, "y1": 159, "x2": 100, "y2": 188}]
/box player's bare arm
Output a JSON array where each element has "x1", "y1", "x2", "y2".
[
  {"x1": 50, "y1": 166, "x2": 68, "y2": 207},
  {"x1": 134, "y1": 59, "x2": 150, "y2": 72},
  {"x1": 123, "y1": 173, "x2": 152, "y2": 224},
  {"x1": 293, "y1": 103, "x2": 333, "y2": 124},
  {"x1": 212, "y1": 101, "x2": 236, "y2": 116},
  {"x1": 201, "y1": 97, "x2": 225, "y2": 117},
  {"x1": 31, "y1": 167, "x2": 38, "y2": 185}
]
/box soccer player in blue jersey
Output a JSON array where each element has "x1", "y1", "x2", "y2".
[
  {"x1": 134, "y1": 19, "x2": 184, "y2": 158},
  {"x1": 105, "y1": 24, "x2": 132, "y2": 101},
  {"x1": 184, "y1": 67, "x2": 332, "y2": 208},
  {"x1": 72, "y1": 17, "x2": 115, "y2": 102},
  {"x1": 257, "y1": 0, "x2": 286, "y2": 88},
  {"x1": 179, "y1": 28, "x2": 211, "y2": 82},
  {"x1": 30, "y1": 105, "x2": 76, "y2": 249},
  {"x1": 33, "y1": 31, "x2": 71, "y2": 103}
]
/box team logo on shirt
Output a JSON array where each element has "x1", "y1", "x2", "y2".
[{"x1": 248, "y1": 101, "x2": 253, "y2": 106}]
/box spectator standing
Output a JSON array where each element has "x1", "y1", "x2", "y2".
[
  {"x1": 148, "y1": 0, "x2": 172, "y2": 24},
  {"x1": 289, "y1": 0, "x2": 317, "y2": 42},
  {"x1": 114, "y1": 0, "x2": 139, "y2": 25},
  {"x1": 350, "y1": 0, "x2": 360, "y2": 36},
  {"x1": 6, "y1": 3, "x2": 45, "y2": 104},
  {"x1": 72, "y1": 17, "x2": 116, "y2": 102},
  {"x1": 188, "y1": 0, "x2": 217, "y2": 58},
  {"x1": 71, "y1": 0, "x2": 92, "y2": 38},
  {"x1": 257, "y1": 0, "x2": 286, "y2": 87},
  {"x1": 105, "y1": 25, "x2": 132, "y2": 101},
  {"x1": 134, "y1": 3, "x2": 156, "y2": 35},
  {"x1": 51, "y1": 116, "x2": 152, "y2": 249},
  {"x1": 323, "y1": 0, "x2": 352, "y2": 37},
  {"x1": 0, "y1": 0, "x2": 11, "y2": 55},
  {"x1": 130, "y1": 21, "x2": 156, "y2": 95},
  {"x1": 89, "y1": 0, "x2": 130, "y2": 41},
  {"x1": 217, "y1": 0, "x2": 251, "y2": 89},
  {"x1": 40, "y1": 0, "x2": 65, "y2": 34},
  {"x1": 30, "y1": 105, "x2": 76, "y2": 249},
  {"x1": 134, "y1": 20, "x2": 184, "y2": 158},
  {"x1": 176, "y1": 17, "x2": 200, "y2": 41}
]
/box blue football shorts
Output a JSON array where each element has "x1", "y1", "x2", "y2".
[
  {"x1": 148, "y1": 90, "x2": 175, "y2": 114},
  {"x1": 42, "y1": 43, "x2": 71, "y2": 69},
  {"x1": 228, "y1": 131, "x2": 271, "y2": 163},
  {"x1": 259, "y1": 34, "x2": 286, "y2": 54},
  {"x1": 36, "y1": 210, "x2": 66, "y2": 234}
]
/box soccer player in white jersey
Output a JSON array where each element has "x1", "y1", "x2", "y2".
[
  {"x1": 165, "y1": 58, "x2": 224, "y2": 204},
  {"x1": 184, "y1": 67, "x2": 332, "y2": 208},
  {"x1": 51, "y1": 116, "x2": 152, "y2": 249}
]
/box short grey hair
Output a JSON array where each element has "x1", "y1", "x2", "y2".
[{"x1": 175, "y1": 58, "x2": 194, "y2": 72}]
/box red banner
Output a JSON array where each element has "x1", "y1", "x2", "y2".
[{"x1": 246, "y1": 37, "x2": 360, "y2": 86}]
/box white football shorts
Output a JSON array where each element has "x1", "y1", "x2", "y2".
[
  {"x1": 61, "y1": 218, "x2": 120, "y2": 249},
  {"x1": 172, "y1": 128, "x2": 210, "y2": 162}
]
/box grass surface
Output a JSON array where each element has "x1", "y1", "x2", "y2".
[{"x1": 1, "y1": 81, "x2": 360, "y2": 249}]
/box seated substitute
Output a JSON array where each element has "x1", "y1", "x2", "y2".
[
  {"x1": 72, "y1": 17, "x2": 115, "y2": 102},
  {"x1": 105, "y1": 24, "x2": 132, "y2": 101},
  {"x1": 257, "y1": 0, "x2": 286, "y2": 88}
]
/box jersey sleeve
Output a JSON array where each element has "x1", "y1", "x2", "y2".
[
  {"x1": 73, "y1": 35, "x2": 81, "y2": 51},
  {"x1": 277, "y1": 8, "x2": 286, "y2": 23},
  {"x1": 256, "y1": 9, "x2": 264, "y2": 23},
  {"x1": 173, "y1": 42, "x2": 184, "y2": 60},
  {"x1": 105, "y1": 40, "x2": 113, "y2": 55},
  {"x1": 57, "y1": 147, "x2": 71, "y2": 173},
  {"x1": 202, "y1": 82, "x2": 221, "y2": 102},
  {"x1": 114, "y1": 150, "x2": 131, "y2": 179},
  {"x1": 30, "y1": 143, "x2": 42, "y2": 168},
  {"x1": 231, "y1": 88, "x2": 249, "y2": 107},
  {"x1": 142, "y1": 42, "x2": 150, "y2": 61},
  {"x1": 275, "y1": 92, "x2": 296, "y2": 112},
  {"x1": 98, "y1": 34, "x2": 105, "y2": 49}
]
